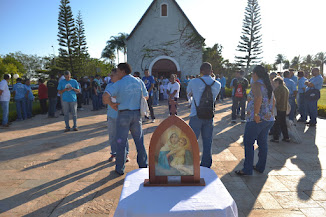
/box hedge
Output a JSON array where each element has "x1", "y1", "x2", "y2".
[
  {"x1": 318, "y1": 105, "x2": 326, "y2": 118},
  {"x1": 0, "y1": 101, "x2": 42, "y2": 123}
]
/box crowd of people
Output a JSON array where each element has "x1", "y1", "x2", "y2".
[{"x1": 0, "y1": 62, "x2": 323, "y2": 177}]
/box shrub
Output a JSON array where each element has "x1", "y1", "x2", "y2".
[
  {"x1": 318, "y1": 105, "x2": 326, "y2": 117},
  {"x1": 0, "y1": 101, "x2": 42, "y2": 122}
]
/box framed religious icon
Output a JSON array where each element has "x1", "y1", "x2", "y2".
[{"x1": 144, "y1": 101, "x2": 205, "y2": 186}]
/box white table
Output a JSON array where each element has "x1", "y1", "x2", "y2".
[{"x1": 114, "y1": 167, "x2": 238, "y2": 217}]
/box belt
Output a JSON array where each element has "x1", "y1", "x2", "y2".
[{"x1": 119, "y1": 109, "x2": 140, "y2": 112}]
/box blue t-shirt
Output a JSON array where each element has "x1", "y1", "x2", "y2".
[
  {"x1": 290, "y1": 75, "x2": 298, "y2": 85},
  {"x1": 306, "y1": 75, "x2": 323, "y2": 91},
  {"x1": 297, "y1": 77, "x2": 308, "y2": 94},
  {"x1": 107, "y1": 74, "x2": 148, "y2": 111},
  {"x1": 105, "y1": 83, "x2": 118, "y2": 119},
  {"x1": 57, "y1": 79, "x2": 79, "y2": 102},
  {"x1": 142, "y1": 76, "x2": 155, "y2": 97},
  {"x1": 187, "y1": 76, "x2": 221, "y2": 117},
  {"x1": 25, "y1": 85, "x2": 35, "y2": 100},
  {"x1": 220, "y1": 77, "x2": 226, "y2": 88},
  {"x1": 13, "y1": 82, "x2": 27, "y2": 100},
  {"x1": 284, "y1": 78, "x2": 297, "y2": 96}
]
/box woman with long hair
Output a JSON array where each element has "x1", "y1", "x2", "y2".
[{"x1": 235, "y1": 65, "x2": 275, "y2": 175}]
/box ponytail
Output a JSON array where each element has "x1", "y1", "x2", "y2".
[{"x1": 253, "y1": 65, "x2": 273, "y2": 99}]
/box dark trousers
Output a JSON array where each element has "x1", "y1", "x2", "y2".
[
  {"x1": 92, "y1": 94, "x2": 99, "y2": 110},
  {"x1": 232, "y1": 96, "x2": 246, "y2": 120},
  {"x1": 159, "y1": 93, "x2": 164, "y2": 101},
  {"x1": 273, "y1": 110, "x2": 289, "y2": 140},
  {"x1": 77, "y1": 93, "x2": 83, "y2": 108},
  {"x1": 40, "y1": 99, "x2": 47, "y2": 114},
  {"x1": 48, "y1": 97, "x2": 57, "y2": 117},
  {"x1": 146, "y1": 96, "x2": 155, "y2": 119},
  {"x1": 82, "y1": 90, "x2": 90, "y2": 105},
  {"x1": 168, "y1": 98, "x2": 178, "y2": 115},
  {"x1": 56, "y1": 96, "x2": 62, "y2": 110}
]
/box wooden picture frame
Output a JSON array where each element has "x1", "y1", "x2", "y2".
[{"x1": 144, "y1": 114, "x2": 205, "y2": 186}]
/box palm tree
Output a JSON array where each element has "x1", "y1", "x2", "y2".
[
  {"x1": 101, "y1": 44, "x2": 116, "y2": 64},
  {"x1": 117, "y1": 33, "x2": 128, "y2": 62},
  {"x1": 102, "y1": 33, "x2": 129, "y2": 64},
  {"x1": 283, "y1": 60, "x2": 290, "y2": 70},
  {"x1": 314, "y1": 52, "x2": 326, "y2": 76},
  {"x1": 290, "y1": 56, "x2": 301, "y2": 70},
  {"x1": 275, "y1": 54, "x2": 285, "y2": 71},
  {"x1": 301, "y1": 54, "x2": 314, "y2": 72}
]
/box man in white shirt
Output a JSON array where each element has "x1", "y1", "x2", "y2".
[
  {"x1": 167, "y1": 74, "x2": 180, "y2": 115},
  {"x1": 0, "y1": 74, "x2": 11, "y2": 127}
]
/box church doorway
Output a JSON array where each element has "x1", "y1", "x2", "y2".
[{"x1": 149, "y1": 56, "x2": 181, "y2": 79}]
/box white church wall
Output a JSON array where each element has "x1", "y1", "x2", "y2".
[{"x1": 127, "y1": 0, "x2": 203, "y2": 79}]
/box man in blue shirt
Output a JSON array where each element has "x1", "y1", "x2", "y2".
[
  {"x1": 57, "y1": 71, "x2": 80, "y2": 132},
  {"x1": 219, "y1": 73, "x2": 226, "y2": 101},
  {"x1": 105, "y1": 63, "x2": 148, "y2": 175},
  {"x1": 284, "y1": 71, "x2": 297, "y2": 121},
  {"x1": 25, "y1": 79, "x2": 34, "y2": 119},
  {"x1": 304, "y1": 68, "x2": 324, "y2": 126},
  {"x1": 297, "y1": 71, "x2": 308, "y2": 122},
  {"x1": 289, "y1": 68, "x2": 298, "y2": 85},
  {"x1": 142, "y1": 69, "x2": 155, "y2": 123},
  {"x1": 187, "y1": 62, "x2": 221, "y2": 168},
  {"x1": 103, "y1": 68, "x2": 130, "y2": 163},
  {"x1": 12, "y1": 78, "x2": 28, "y2": 121}
]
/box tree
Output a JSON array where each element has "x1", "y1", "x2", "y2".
[
  {"x1": 57, "y1": 0, "x2": 77, "y2": 74},
  {"x1": 275, "y1": 54, "x2": 285, "y2": 71},
  {"x1": 290, "y1": 56, "x2": 301, "y2": 70},
  {"x1": 283, "y1": 60, "x2": 290, "y2": 70},
  {"x1": 0, "y1": 55, "x2": 26, "y2": 84},
  {"x1": 203, "y1": 43, "x2": 226, "y2": 75},
  {"x1": 102, "y1": 33, "x2": 129, "y2": 64},
  {"x1": 314, "y1": 52, "x2": 326, "y2": 76},
  {"x1": 235, "y1": 0, "x2": 263, "y2": 72},
  {"x1": 75, "y1": 11, "x2": 89, "y2": 74},
  {"x1": 300, "y1": 54, "x2": 314, "y2": 72}
]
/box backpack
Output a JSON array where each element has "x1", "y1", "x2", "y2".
[
  {"x1": 234, "y1": 79, "x2": 243, "y2": 98},
  {"x1": 194, "y1": 78, "x2": 215, "y2": 119}
]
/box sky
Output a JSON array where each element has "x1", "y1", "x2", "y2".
[{"x1": 0, "y1": 0, "x2": 325, "y2": 65}]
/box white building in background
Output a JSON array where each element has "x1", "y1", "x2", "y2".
[{"x1": 127, "y1": 0, "x2": 204, "y2": 79}]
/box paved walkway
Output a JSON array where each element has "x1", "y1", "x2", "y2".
[{"x1": 0, "y1": 99, "x2": 325, "y2": 217}]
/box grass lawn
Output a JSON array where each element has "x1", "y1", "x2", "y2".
[
  {"x1": 0, "y1": 101, "x2": 41, "y2": 122},
  {"x1": 318, "y1": 87, "x2": 326, "y2": 106}
]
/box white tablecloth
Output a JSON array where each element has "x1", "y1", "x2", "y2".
[{"x1": 114, "y1": 167, "x2": 238, "y2": 217}]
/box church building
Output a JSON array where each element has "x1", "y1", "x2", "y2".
[{"x1": 127, "y1": 0, "x2": 204, "y2": 79}]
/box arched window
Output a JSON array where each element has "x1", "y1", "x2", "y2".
[{"x1": 161, "y1": 4, "x2": 167, "y2": 17}]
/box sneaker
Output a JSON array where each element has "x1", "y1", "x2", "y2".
[
  {"x1": 231, "y1": 120, "x2": 236, "y2": 123},
  {"x1": 73, "y1": 128, "x2": 78, "y2": 131},
  {"x1": 108, "y1": 155, "x2": 115, "y2": 162},
  {"x1": 282, "y1": 138, "x2": 291, "y2": 142},
  {"x1": 151, "y1": 119, "x2": 155, "y2": 123},
  {"x1": 270, "y1": 139, "x2": 279, "y2": 143},
  {"x1": 64, "y1": 128, "x2": 70, "y2": 132},
  {"x1": 126, "y1": 155, "x2": 130, "y2": 162},
  {"x1": 241, "y1": 119, "x2": 246, "y2": 123}
]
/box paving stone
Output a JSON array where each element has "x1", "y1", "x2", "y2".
[
  {"x1": 299, "y1": 207, "x2": 326, "y2": 217},
  {"x1": 303, "y1": 190, "x2": 326, "y2": 201},
  {"x1": 270, "y1": 191, "x2": 320, "y2": 209}
]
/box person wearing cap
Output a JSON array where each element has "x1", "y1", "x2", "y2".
[
  {"x1": 57, "y1": 71, "x2": 80, "y2": 132},
  {"x1": 104, "y1": 63, "x2": 148, "y2": 175}
]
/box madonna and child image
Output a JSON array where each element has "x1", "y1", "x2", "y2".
[{"x1": 155, "y1": 125, "x2": 194, "y2": 176}]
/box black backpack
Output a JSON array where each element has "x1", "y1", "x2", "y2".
[{"x1": 194, "y1": 78, "x2": 215, "y2": 119}]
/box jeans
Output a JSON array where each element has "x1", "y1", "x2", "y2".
[
  {"x1": 82, "y1": 90, "x2": 90, "y2": 105},
  {"x1": 273, "y1": 110, "x2": 289, "y2": 140},
  {"x1": 15, "y1": 98, "x2": 27, "y2": 120},
  {"x1": 242, "y1": 120, "x2": 274, "y2": 174},
  {"x1": 288, "y1": 96, "x2": 296, "y2": 121},
  {"x1": 298, "y1": 93, "x2": 306, "y2": 121},
  {"x1": 220, "y1": 87, "x2": 225, "y2": 101},
  {"x1": 98, "y1": 92, "x2": 103, "y2": 108},
  {"x1": 40, "y1": 99, "x2": 47, "y2": 114},
  {"x1": 92, "y1": 94, "x2": 99, "y2": 110},
  {"x1": 168, "y1": 98, "x2": 178, "y2": 115},
  {"x1": 0, "y1": 101, "x2": 9, "y2": 125},
  {"x1": 48, "y1": 97, "x2": 57, "y2": 117},
  {"x1": 153, "y1": 90, "x2": 159, "y2": 105},
  {"x1": 115, "y1": 110, "x2": 147, "y2": 174},
  {"x1": 305, "y1": 99, "x2": 318, "y2": 124},
  {"x1": 232, "y1": 96, "x2": 246, "y2": 120},
  {"x1": 147, "y1": 96, "x2": 155, "y2": 119},
  {"x1": 62, "y1": 101, "x2": 77, "y2": 129},
  {"x1": 108, "y1": 116, "x2": 129, "y2": 156},
  {"x1": 189, "y1": 115, "x2": 214, "y2": 168},
  {"x1": 26, "y1": 99, "x2": 33, "y2": 118}
]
